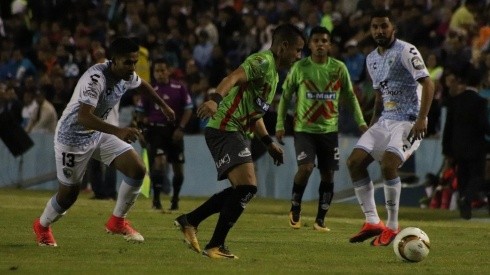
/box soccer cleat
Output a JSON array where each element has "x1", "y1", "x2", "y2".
[
  {"x1": 370, "y1": 227, "x2": 400, "y2": 246},
  {"x1": 349, "y1": 221, "x2": 386, "y2": 243},
  {"x1": 288, "y1": 210, "x2": 301, "y2": 229},
  {"x1": 313, "y1": 219, "x2": 331, "y2": 232},
  {"x1": 152, "y1": 200, "x2": 162, "y2": 210},
  {"x1": 174, "y1": 214, "x2": 201, "y2": 253},
  {"x1": 105, "y1": 215, "x2": 144, "y2": 243},
  {"x1": 170, "y1": 199, "x2": 179, "y2": 211},
  {"x1": 33, "y1": 218, "x2": 57, "y2": 247},
  {"x1": 202, "y1": 245, "x2": 238, "y2": 259}
]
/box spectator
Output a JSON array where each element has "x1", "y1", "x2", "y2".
[
  {"x1": 195, "y1": 12, "x2": 219, "y2": 46},
  {"x1": 192, "y1": 30, "x2": 213, "y2": 71},
  {"x1": 442, "y1": 66, "x2": 490, "y2": 219},
  {"x1": 12, "y1": 49, "x2": 37, "y2": 82},
  {"x1": 449, "y1": 0, "x2": 481, "y2": 34},
  {"x1": 21, "y1": 87, "x2": 37, "y2": 130},
  {"x1": 342, "y1": 39, "x2": 366, "y2": 84},
  {"x1": 25, "y1": 87, "x2": 57, "y2": 134}
]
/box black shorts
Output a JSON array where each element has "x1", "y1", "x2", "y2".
[
  {"x1": 205, "y1": 127, "x2": 252, "y2": 181},
  {"x1": 146, "y1": 125, "x2": 185, "y2": 165},
  {"x1": 294, "y1": 132, "x2": 339, "y2": 171}
]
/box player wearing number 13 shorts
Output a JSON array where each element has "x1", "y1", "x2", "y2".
[{"x1": 33, "y1": 37, "x2": 175, "y2": 247}]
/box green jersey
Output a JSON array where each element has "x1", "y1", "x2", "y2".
[
  {"x1": 276, "y1": 56, "x2": 366, "y2": 133},
  {"x1": 207, "y1": 50, "x2": 279, "y2": 137}
]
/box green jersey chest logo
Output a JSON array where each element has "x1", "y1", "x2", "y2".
[{"x1": 306, "y1": 92, "x2": 337, "y2": 100}]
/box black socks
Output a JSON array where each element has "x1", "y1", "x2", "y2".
[
  {"x1": 291, "y1": 182, "x2": 307, "y2": 212},
  {"x1": 206, "y1": 185, "x2": 257, "y2": 248},
  {"x1": 316, "y1": 181, "x2": 334, "y2": 221},
  {"x1": 186, "y1": 187, "x2": 234, "y2": 227}
]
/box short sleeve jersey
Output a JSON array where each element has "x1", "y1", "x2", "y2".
[
  {"x1": 139, "y1": 79, "x2": 193, "y2": 125},
  {"x1": 56, "y1": 62, "x2": 141, "y2": 147},
  {"x1": 276, "y1": 56, "x2": 365, "y2": 133},
  {"x1": 366, "y1": 39, "x2": 429, "y2": 121},
  {"x1": 206, "y1": 50, "x2": 279, "y2": 136}
]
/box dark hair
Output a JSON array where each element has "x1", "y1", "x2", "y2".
[
  {"x1": 309, "y1": 26, "x2": 331, "y2": 39},
  {"x1": 271, "y1": 23, "x2": 305, "y2": 47},
  {"x1": 462, "y1": 65, "x2": 484, "y2": 87},
  {"x1": 370, "y1": 9, "x2": 393, "y2": 22},
  {"x1": 108, "y1": 37, "x2": 139, "y2": 59},
  {"x1": 151, "y1": 58, "x2": 168, "y2": 72}
]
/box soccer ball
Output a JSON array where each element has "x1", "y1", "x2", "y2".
[{"x1": 393, "y1": 227, "x2": 430, "y2": 262}]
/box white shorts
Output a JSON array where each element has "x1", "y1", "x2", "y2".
[
  {"x1": 355, "y1": 118, "x2": 421, "y2": 164},
  {"x1": 54, "y1": 133, "x2": 132, "y2": 185}
]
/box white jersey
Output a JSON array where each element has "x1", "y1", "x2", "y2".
[
  {"x1": 56, "y1": 61, "x2": 141, "y2": 147},
  {"x1": 366, "y1": 39, "x2": 429, "y2": 122}
]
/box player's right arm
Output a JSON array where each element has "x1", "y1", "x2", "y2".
[
  {"x1": 78, "y1": 103, "x2": 141, "y2": 143},
  {"x1": 369, "y1": 89, "x2": 383, "y2": 126},
  {"x1": 197, "y1": 67, "x2": 247, "y2": 119}
]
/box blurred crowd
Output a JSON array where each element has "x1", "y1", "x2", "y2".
[{"x1": 1, "y1": 0, "x2": 490, "y2": 135}]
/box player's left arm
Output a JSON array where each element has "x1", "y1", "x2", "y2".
[
  {"x1": 408, "y1": 76, "x2": 434, "y2": 140},
  {"x1": 401, "y1": 45, "x2": 434, "y2": 140},
  {"x1": 173, "y1": 91, "x2": 193, "y2": 141},
  {"x1": 255, "y1": 118, "x2": 283, "y2": 166},
  {"x1": 136, "y1": 80, "x2": 175, "y2": 121}
]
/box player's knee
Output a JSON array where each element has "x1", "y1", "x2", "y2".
[
  {"x1": 57, "y1": 186, "x2": 80, "y2": 209},
  {"x1": 297, "y1": 164, "x2": 314, "y2": 177},
  {"x1": 126, "y1": 161, "x2": 146, "y2": 180},
  {"x1": 347, "y1": 155, "x2": 361, "y2": 172},
  {"x1": 380, "y1": 161, "x2": 398, "y2": 177},
  {"x1": 134, "y1": 163, "x2": 147, "y2": 179}
]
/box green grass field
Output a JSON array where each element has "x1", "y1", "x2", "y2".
[{"x1": 1, "y1": 188, "x2": 489, "y2": 274}]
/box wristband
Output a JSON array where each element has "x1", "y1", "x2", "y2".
[
  {"x1": 261, "y1": 135, "x2": 273, "y2": 146},
  {"x1": 209, "y1": 93, "x2": 223, "y2": 105}
]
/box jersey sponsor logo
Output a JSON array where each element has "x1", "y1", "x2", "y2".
[
  {"x1": 411, "y1": 56, "x2": 425, "y2": 70},
  {"x1": 216, "y1": 154, "x2": 230, "y2": 168},
  {"x1": 82, "y1": 88, "x2": 97, "y2": 99},
  {"x1": 383, "y1": 90, "x2": 402, "y2": 96},
  {"x1": 306, "y1": 92, "x2": 337, "y2": 100},
  {"x1": 238, "y1": 148, "x2": 251, "y2": 158},
  {"x1": 297, "y1": 151, "x2": 307, "y2": 161},
  {"x1": 170, "y1": 83, "x2": 182, "y2": 89},
  {"x1": 63, "y1": 167, "x2": 73, "y2": 178},
  {"x1": 255, "y1": 97, "x2": 270, "y2": 112},
  {"x1": 384, "y1": 101, "x2": 397, "y2": 110}
]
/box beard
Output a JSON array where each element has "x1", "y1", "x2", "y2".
[
  {"x1": 374, "y1": 32, "x2": 394, "y2": 47},
  {"x1": 375, "y1": 37, "x2": 391, "y2": 47}
]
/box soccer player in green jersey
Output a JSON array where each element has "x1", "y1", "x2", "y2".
[
  {"x1": 275, "y1": 26, "x2": 367, "y2": 232},
  {"x1": 174, "y1": 24, "x2": 305, "y2": 259}
]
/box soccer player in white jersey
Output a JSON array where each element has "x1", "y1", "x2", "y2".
[
  {"x1": 346, "y1": 9, "x2": 434, "y2": 246},
  {"x1": 33, "y1": 37, "x2": 175, "y2": 247}
]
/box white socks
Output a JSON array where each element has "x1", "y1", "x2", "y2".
[
  {"x1": 353, "y1": 178, "x2": 380, "y2": 224},
  {"x1": 113, "y1": 179, "x2": 141, "y2": 218},
  {"x1": 40, "y1": 195, "x2": 66, "y2": 227},
  {"x1": 384, "y1": 177, "x2": 401, "y2": 230}
]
